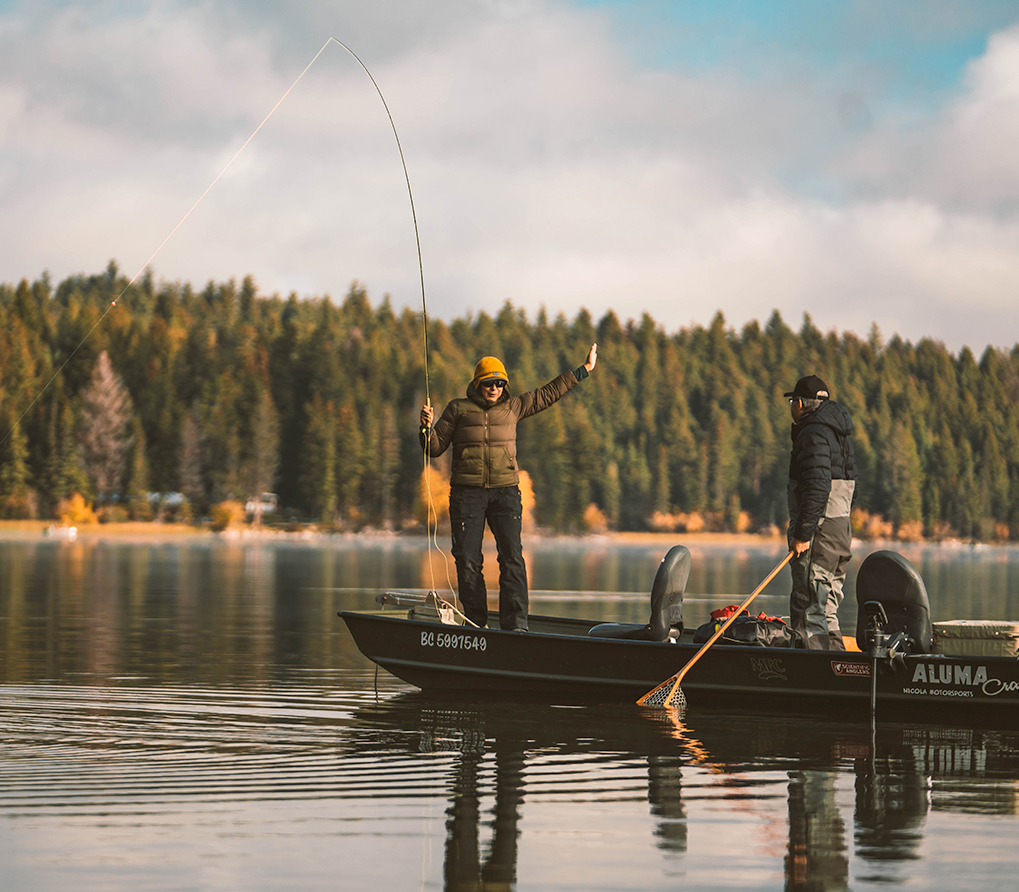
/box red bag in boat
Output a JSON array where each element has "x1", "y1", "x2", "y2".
[
  {"x1": 695, "y1": 609, "x2": 793, "y2": 647},
  {"x1": 710, "y1": 605, "x2": 786, "y2": 624}
]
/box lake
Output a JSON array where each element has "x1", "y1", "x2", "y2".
[{"x1": 2, "y1": 533, "x2": 1019, "y2": 891}]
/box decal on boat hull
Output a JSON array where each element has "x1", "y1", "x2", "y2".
[
  {"x1": 831, "y1": 660, "x2": 870, "y2": 678},
  {"x1": 751, "y1": 657, "x2": 787, "y2": 681},
  {"x1": 904, "y1": 663, "x2": 1019, "y2": 697}
]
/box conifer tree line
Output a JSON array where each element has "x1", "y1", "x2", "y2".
[{"x1": 2, "y1": 262, "x2": 1018, "y2": 541}]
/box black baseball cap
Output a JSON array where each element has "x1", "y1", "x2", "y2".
[{"x1": 784, "y1": 375, "x2": 830, "y2": 400}]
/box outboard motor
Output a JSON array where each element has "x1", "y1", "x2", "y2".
[
  {"x1": 854, "y1": 550, "x2": 933, "y2": 655},
  {"x1": 588, "y1": 545, "x2": 691, "y2": 641}
]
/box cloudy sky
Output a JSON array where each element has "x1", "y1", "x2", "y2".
[{"x1": 2, "y1": 0, "x2": 1019, "y2": 351}]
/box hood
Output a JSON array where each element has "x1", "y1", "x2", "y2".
[
  {"x1": 466, "y1": 380, "x2": 512, "y2": 408},
  {"x1": 794, "y1": 399, "x2": 853, "y2": 438}
]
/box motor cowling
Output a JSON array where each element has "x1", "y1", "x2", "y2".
[{"x1": 854, "y1": 550, "x2": 932, "y2": 654}]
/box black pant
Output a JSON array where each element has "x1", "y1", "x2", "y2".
[{"x1": 449, "y1": 484, "x2": 528, "y2": 630}]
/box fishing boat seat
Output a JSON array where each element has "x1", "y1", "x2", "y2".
[
  {"x1": 854, "y1": 550, "x2": 933, "y2": 654},
  {"x1": 587, "y1": 544, "x2": 690, "y2": 641}
]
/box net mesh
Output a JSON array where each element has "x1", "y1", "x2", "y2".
[{"x1": 637, "y1": 678, "x2": 687, "y2": 709}]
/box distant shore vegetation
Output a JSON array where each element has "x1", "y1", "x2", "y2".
[{"x1": 2, "y1": 263, "x2": 1018, "y2": 543}]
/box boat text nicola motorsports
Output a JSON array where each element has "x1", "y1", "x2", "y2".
[{"x1": 906, "y1": 662, "x2": 1019, "y2": 697}]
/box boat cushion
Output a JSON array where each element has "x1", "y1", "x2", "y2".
[{"x1": 932, "y1": 620, "x2": 1019, "y2": 658}]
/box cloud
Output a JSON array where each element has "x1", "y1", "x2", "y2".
[
  {"x1": 839, "y1": 22, "x2": 1019, "y2": 209},
  {"x1": 2, "y1": 1, "x2": 1019, "y2": 351},
  {"x1": 918, "y1": 23, "x2": 1019, "y2": 209}
]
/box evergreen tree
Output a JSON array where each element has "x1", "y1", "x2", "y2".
[
  {"x1": 178, "y1": 403, "x2": 205, "y2": 513},
  {"x1": 0, "y1": 410, "x2": 35, "y2": 518},
  {"x1": 619, "y1": 439, "x2": 653, "y2": 529},
  {"x1": 520, "y1": 403, "x2": 569, "y2": 530},
  {"x1": 301, "y1": 396, "x2": 337, "y2": 524},
  {"x1": 240, "y1": 389, "x2": 280, "y2": 526},
  {"x1": 377, "y1": 405, "x2": 400, "y2": 530},
  {"x1": 602, "y1": 460, "x2": 621, "y2": 528},
  {"x1": 79, "y1": 351, "x2": 134, "y2": 501},
  {"x1": 334, "y1": 401, "x2": 364, "y2": 524},
  {"x1": 5, "y1": 263, "x2": 1019, "y2": 539},
  {"x1": 884, "y1": 422, "x2": 923, "y2": 530},
  {"x1": 124, "y1": 415, "x2": 152, "y2": 520}
]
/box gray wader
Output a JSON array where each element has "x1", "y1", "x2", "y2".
[{"x1": 789, "y1": 478, "x2": 855, "y2": 650}]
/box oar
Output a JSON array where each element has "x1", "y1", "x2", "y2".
[{"x1": 637, "y1": 551, "x2": 794, "y2": 709}]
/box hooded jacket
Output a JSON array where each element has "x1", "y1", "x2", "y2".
[
  {"x1": 422, "y1": 369, "x2": 582, "y2": 488},
  {"x1": 787, "y1": 399, "x2": 857, "y2": 544}
]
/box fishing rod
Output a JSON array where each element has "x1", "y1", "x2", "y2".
[
  {"x1": 3, "y1": 38, "x2": 431, "y2": 443},
  {"x1": 2, "y1": 39, "x2": 457, "y2": 602},
  {"x1": 328, "y1": 42, "x2": 460, "y2": 610},
  {"x1": 325, "y1": 40, "x2": 457, "y2": 604}
]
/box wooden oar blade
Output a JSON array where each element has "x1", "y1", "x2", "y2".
[{"x1": 636, "y1": 674, "x2": 686, "y2": 709}]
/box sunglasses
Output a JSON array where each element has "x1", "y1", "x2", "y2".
[{"x1": 480, "y1": 380, "x2": 506, "y2": 390}]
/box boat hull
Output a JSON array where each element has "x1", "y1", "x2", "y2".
[{"x1": 340, "y1": 610, "x2": 1019, "y2": 727}]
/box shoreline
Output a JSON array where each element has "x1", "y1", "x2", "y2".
[{"x1": 0, "y1": 520, "x2": 1013, "y2": 550}]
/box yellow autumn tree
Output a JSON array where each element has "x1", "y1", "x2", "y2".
[
  {"x1": 518, "y1": 470, "x2": 536, "y2": 533},
  {"x1": 415, "y1": 466, "x2": 533, "y2": 532},
  {"x1": 210, "y1": 500, "x2": 245, "y2": 531},
  {"x1": 583, "y1": 502, "x2": 609, "y2": 533},
  {"x1": 419, "y1": 464, "x2": 450, "y2": 527},
  {"x1": 56, "y1": 493, "x2": 98, "y2": 525}
]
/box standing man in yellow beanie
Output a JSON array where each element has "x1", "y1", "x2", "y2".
[{"x1": 420, "y1": 344, "x2": 598, "y2": 630}]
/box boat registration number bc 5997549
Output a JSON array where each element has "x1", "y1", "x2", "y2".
[{"x1": 421, "y1": 630, "x2": 488, "y2": 651}]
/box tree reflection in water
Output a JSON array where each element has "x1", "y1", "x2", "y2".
[{"x1": 787, "y1": 770, "x2": 849, "y2": 891}]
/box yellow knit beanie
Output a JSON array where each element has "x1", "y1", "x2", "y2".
[{"x1": 473, "y1": 356, "x2": 509, "y2": 385}]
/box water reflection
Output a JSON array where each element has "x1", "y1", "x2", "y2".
[
  {"x1": 5, "y1": 538, "x2": 1019, "y2": 686},
  {"x1": 362, "y1": 695, "x2": 1019, "y2": 891},
  {"x1": 4, "y1": 537, "x2": 1019, "y2": 890},
  {"x1": 647, "y1": 755, "x2": 687, "y2": 853},
  {"x1": 0, "y1": 539, "x2": 388, "y2": 683},
  {"x1": 786, "y1": 771, "x2": 848, "y2": 891},
  {"x1": 407, "y1": 699, "x2": 698, "y2": 891},
  {"x1": 443, "y1": 731, "x2": 525, "y2": 890}
]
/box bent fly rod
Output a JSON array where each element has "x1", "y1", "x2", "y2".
[
  {"x1": 3, "y1": 37, "x2": 431, "y2": 447},
  {"x1": 2, "y1": 37, "x2": 459, "y2": 609}
]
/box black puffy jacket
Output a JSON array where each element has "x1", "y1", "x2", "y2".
[{"x1": 788, "y1": 399, "x2": 857, "y2": 543}]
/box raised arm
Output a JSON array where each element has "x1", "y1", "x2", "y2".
[{"x1": 517, "y1": 344, "x2": 599, "y2": 419}]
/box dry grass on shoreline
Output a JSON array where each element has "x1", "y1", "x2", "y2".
[
  {"x1": 0, "y1": 520, "x2": 1007, "y2": 549},
  {"x1": 0, "y1": 519, "x2": 784, "y2": 543},
  {"x1": 0, "y1": 520, "x2": 207, "y2": 538}
]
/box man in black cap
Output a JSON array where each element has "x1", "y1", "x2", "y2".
[{"x1": 784, "y1": 375, "x2": 857, "y2": 650}]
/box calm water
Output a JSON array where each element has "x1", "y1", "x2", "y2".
[{"x1": 2, "y1": 534, "x2": 1019, "y2": 891}]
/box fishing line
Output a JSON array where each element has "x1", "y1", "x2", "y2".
[
  {"x1": 2, "y1": 35, "x2": 463, "y2": 615},
  {"x1": 326, "y1": 40, "x2": 456, "y2": 606},
  {"x1": 329, "y1": 39, "x2": 459, "y2": 609},
  {"x1": 4, "y1": 37, "x2": 431, "y2": 414},
  {"x1": 1, "y1": 39, "x2": 338, "y2": 451}
]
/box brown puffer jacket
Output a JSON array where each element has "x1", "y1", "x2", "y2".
[{"x1": 422, "y1": 370, "x2": 580, "y2": 487}]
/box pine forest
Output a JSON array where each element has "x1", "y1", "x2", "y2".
[{"x1": 2, "y1": 262, "x2": 1019, "y2": 543}]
